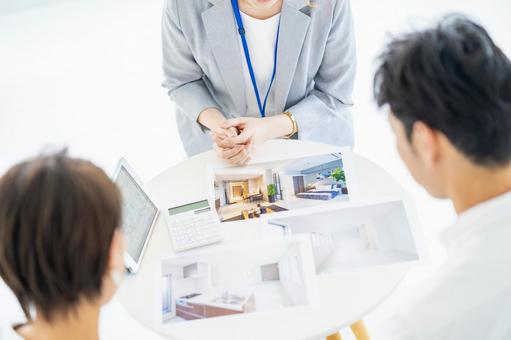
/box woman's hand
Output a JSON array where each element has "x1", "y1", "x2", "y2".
[
  {"x1": 212, "y1": 126, "x2": 254, "y2": 165},
  {"x1": 197, "y1": 108, "x2": 252, "y2": 165},
  {"x1": 211, "y1": 116, "x2": 279, "y2": 165},
  {"x1": 213, "y1": 126, "x2": 238, "y2": 141},
  {"x1": 217, "y1": 117, "x2": 273, "y2": 148},
  {"x1": 213, "y1": 141, "x2": 253, "y2": 165},
  {"x1": 211, "y1": 114, "x2": 294, "y2": 165},
  {"x1": 218, "y1": 114, "x2": 294, "y2": 148}
]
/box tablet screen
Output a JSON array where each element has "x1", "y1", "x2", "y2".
[{"x1": 116, "y1": 166, "x2": 158, "y2": 264}]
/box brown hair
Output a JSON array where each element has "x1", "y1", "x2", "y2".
[{"x1": 0, "y1": 151, "x2": 122, "y2": 321}]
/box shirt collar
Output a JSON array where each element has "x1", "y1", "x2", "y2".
[
  {"x1": 208, "y1": 0, "x2": 307, "y2": 9},
  {"x1": 440, "y1": 190, "x2": 511, "y2": 248}
]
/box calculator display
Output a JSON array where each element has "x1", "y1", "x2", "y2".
[{"x1": 168, "y1": 200, "x2": 210, "y2": 216}]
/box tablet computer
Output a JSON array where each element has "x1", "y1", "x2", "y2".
[{"x1": 113, "y1": 158, "x2": 159, "y2": 273}]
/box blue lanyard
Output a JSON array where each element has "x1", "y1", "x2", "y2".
[{"x1": 231, "y1": 0, "x2": 280, "y2": 118}]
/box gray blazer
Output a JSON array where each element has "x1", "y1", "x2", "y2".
[{"x1": 162, "y1": 0, "x2": 356, "y2": 157}]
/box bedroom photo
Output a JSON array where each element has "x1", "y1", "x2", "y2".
[
  {"x1": 160, "y1": 237, "x2": 318, "y2": 324},
  {"x1": 210, "y1": 152, "x2": 353, "y2": 223}
]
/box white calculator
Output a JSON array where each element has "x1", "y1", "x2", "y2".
[{"x1": 164, "y1": 199, "x2": 222, "y2": 252}]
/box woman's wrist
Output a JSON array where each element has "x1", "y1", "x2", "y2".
[
  {"x1": 197, "y1": 108, "x2": 227, "y2": 131},
  {"x1": 263, "y1": 113, "x2": 296, "y2": 140}
]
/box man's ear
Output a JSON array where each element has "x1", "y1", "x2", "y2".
[
  {"x1": 411, "y1": 121, "x2": 441, "y2": 169},
  {"x1": 108, "y1": 230, "x2": 125, "y2": 271}
]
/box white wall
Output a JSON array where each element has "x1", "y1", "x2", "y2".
[
  {"x1": 278, "y1": 244, "x2": 308, "y2": 306},
  {"x1": 0, "y1": 0, "x2": 186, "y2": 182},
  {"x1": 304, "y1": 173, "x2": 319, "y2": 186},
  {"x1": 212, "y1": 265, "x2": 263, "y2": 288},
  {"x1": 0, "y1": 0, "x2": 66, "y2": 13},
  {"x1": 279, "y1": 174, "x2": 296, "y2": 199},
  {"x1": 214, "y1": 182, "x2": 227, "y2": 206},
  {"x1": 162, "y1": 262, "x2": 212, "y2": 300},
  {"x1": 373, "y1": 204, "x2": 419, "y2": 254},
  {"x1": 310, "y1": 233, "x2": 336, "y2": 268}
]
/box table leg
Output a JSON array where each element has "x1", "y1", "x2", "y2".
[
  {"x1": 326, "y1": 320, "x2": 370, "y2": 340},
  {"x1": 326, "y1": 332, "x2": 342, "y2": 340},
  {"x1": 350, "y1": 320, "x2": 370, "y2": 340}
]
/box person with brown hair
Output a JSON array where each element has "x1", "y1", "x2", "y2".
[{"x1": 0, "y1": 151, "x2": 126, "y2": 340}]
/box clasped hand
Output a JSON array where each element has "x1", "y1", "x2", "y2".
[{"x1": 213, "y1": 117, "x2": 271, "y2": 165}]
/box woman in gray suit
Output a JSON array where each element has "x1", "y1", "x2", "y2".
[{"x1": 162, "y1": 0, "x2": 356, "y2": 164}]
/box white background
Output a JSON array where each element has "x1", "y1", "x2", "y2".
[{"x1": 1, "y1": 0, "x2": 510, "y2": 339}]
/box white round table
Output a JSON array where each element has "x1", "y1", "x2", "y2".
[{"x1": 117, "y1": 140, "x2": 409, "y2": 340}]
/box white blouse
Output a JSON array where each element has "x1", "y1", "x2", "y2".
[{"x1": 238, "y1": 12, "x2": 281, "y2": 117}]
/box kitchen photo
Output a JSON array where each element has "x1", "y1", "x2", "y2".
[
  {"x1": 265, "y1": 198, "x2": 424, "y2": 275},
  {"x1": 210, "y1": 152, "x2": 353, "y2": 223},
  {"x1": 160, "y1": 237, "x2": 318, "y2": 323}
]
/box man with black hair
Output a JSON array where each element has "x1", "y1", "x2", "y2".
[{"x1": 373, "y1": 14, "x2": 511, "y2": 339}]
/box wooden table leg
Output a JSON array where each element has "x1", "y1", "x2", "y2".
[
  {"x1": 326, "y1": 332, "x2": 342, "y2": 340},
  {"x1": 350, "y1": 320, "x2": 370, "y2": 340},
  {"x1": 326, "y1": 320, "x2": 370, "y2": 340}
]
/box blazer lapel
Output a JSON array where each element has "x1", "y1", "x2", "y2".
[
  {"x1": 273, "y1": 1, "x2": 311, "y2": 113},
  {"x1": 202, "y1": 0, "x2": 247, "y2": 116}
]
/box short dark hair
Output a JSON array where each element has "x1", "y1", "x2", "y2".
[
  {"x1": 374, "y1": 14, "x2": 511, "y2": 166},
  {"x1": 0, "y1": 151, "x2": 122, "y2": 321}
]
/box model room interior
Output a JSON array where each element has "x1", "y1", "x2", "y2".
[
  {"x1": 213, "y1": 153, "x2": 350, "y2": 222},
  {"x1": 267, "y1": 199, "x2": 420, "y2": 275},
  {"x1": 161, "y1": 239, "x2": 316, "y2": 323}
]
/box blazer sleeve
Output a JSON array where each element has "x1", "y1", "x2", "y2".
[
  {"x1": 161, "y1": 0, "x2": 221, "y2": 126},
  {"x1": 287, "y1": 0, "x2": 356, "y2": 147}
]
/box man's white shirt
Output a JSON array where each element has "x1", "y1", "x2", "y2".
[{"x1": 379, "y1": 190, "x2": 511, "y2": 339}]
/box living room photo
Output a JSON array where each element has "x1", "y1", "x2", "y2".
[
  {"x1": 160, "y1": 237, "x2": 318, "y2": 324},
  {"x1": 211, "y1": 152, "x2": 353, "y2": 223}
]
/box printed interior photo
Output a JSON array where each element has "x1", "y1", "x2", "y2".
[
  {"x1": 266, "y1": 199, "x2": 421, "y2": 275},
  {"x1": 211, "y1": 152, "x2": 351, "y2": 223},
  {"x1": 160, "y1": 237, "x2": 318, "y2": 324}
]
